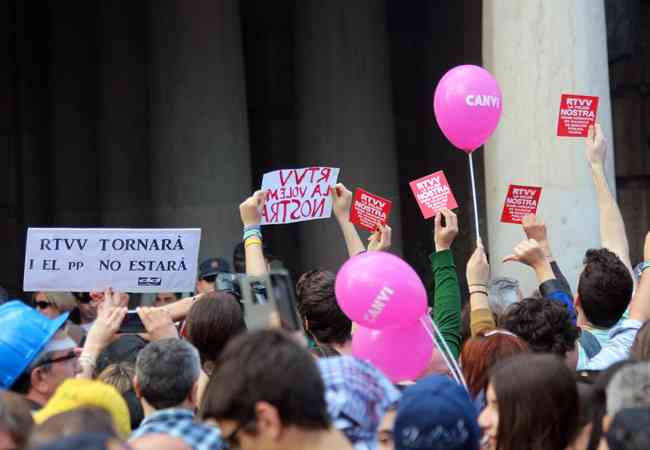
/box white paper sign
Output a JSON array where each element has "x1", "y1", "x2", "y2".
[
  {"x1": 24, "y1": 228, "x2": 201, "y2": 293},
  {"x1": 260, "y1": 167, "x2": 340, "y2": 225}
]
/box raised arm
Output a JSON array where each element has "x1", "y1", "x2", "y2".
[
  {"x1": 466, "y1": 241, "x2": 495, "y2": 336},
  {"x1": 629, "y1": 231, "x2": 650, "y2": 322},
  {"x1": 331, "y1": 183, "x2": 366, "y2": 257},
  {"x1": 240, "y1": 190, "x2": 268, "y2": 276},
  {"x1": 586, "y1": 124, "x2": 635, "y2": 286},
  {"x1": 431, "y1": 209, "x2": 462, "y2": 359}
]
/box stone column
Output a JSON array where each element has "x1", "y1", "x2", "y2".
[
  {"x1": 482, "y1": 0, "x2": 616, "y2": 293},
  {"x1": 294, "y1": 0, "x2": 402, "y2": 270},
  {"x1": 148, "y1": 0, "x2": 252, "y2": 263}
]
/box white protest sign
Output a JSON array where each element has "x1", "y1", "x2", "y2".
[
  {"x1": 260, "y1": 167, "x2": 340, "y2": 225},
  {"x1": 24, "y1": 228, "x2": 201, "y2": 293}
]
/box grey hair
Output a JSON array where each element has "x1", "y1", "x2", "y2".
[
  {"x1": 607, "y1": 362, "x2": 650, "y2": 416},
  {"x1": 135, "y1": 338, "x2": 201, "y2": 410},
  {"x1": 487, "y1": 277, "x2": 522, "y2": 316}
]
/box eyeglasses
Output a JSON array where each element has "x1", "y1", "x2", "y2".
[
  {"x1": 35, "y1": 350, "x2": 77, "y2": 368},
  {"x1": 223, "y1": 419, "x2": 254, "y2": 449},
  {"x1": 35, "y1": 301, "x2": 55, "y2": 310}
]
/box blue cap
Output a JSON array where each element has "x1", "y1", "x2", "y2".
[
  {"x1": 0, "y1": 300, "x2": 69, "y2": 389},
  {"x1": 394, "y1": 375, "x2": 480, "y2": 450}
]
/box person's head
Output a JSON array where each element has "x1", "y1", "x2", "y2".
[
  {"x1": 577, "y1": 249, "x2": 633, "y2": 328},
  {"x1": 487, "y1": 278, "x2": 522, "y2": 317},
  {"x1": 134, "y1": 339, "x2": 201, "y2": 412},
  {"x1": 130, "y1": 433, "x2": 192, "y2": 450},
  {"x1": 97, "y1": 363, "x2": 144, "y2": 429},
  {"x1": 0, "y1": 390, "x2": 34, "y2": 450},
  {"x1": 29, "y1": 407, "x2": 116, "y2": 448},
  {"x1": 153, "y1": 292, "x2": 180, "y2": 308},
  {"x1": 479, "y1": 354, "x2": 579, "y2": 450},
  {"x1": 196, "y1": 257, "x2": 231, "y2": 294},
  {"x1": 394, "y1": 375, "x2": 480, "y2": 450},
  {"x1": 631, "y1": 321, "x2": 650, "y2": 361},
  {"x1": 73, "y1": 292, "x2": 98, "y2": 324},
  {"x1": 185, "y1": 292, "x2": 246, "y2": 369},
  {"x1": 460, "y1": 329, "x2": 529, "y2": 398},
  {"x1": 28, "y1": 432, "x2": 127, "y2": 450},
  {"x1": 95, "y1": 335, "x2": 148, "y2": 376},
  {"x1": 606, "y1": 362, "x2": 650, "y2": 419},
  {"x1": 199, "y1": 329, "x2": 331, "y2": 450},
  {"x1": 318, "y1": 356, "x2": 400, "y2": 448},
  {"x1": 33, "y1": 292, "x2": 78, "y2": 319},
  {"x1": 500, "y1": 297, "x2": 580, "y2": 361},
  {"x1": 604, "y1": 407, "x2": 650, "y2": 450},
  {"x1": 296, "y1": 270, "x2": 352, "y2": 348},
  {"x1": 33, "y1": 378, "x2": 131, "y2": 438}
]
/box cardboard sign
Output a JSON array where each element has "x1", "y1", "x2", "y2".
[
  {"x1": 500, "y1": 185, "x2": 542, "y2": 224},
  {"x1": 261, "y1": 167, "x2": 340, "y2": 225},
  {"x1": 409, "y1": 171, "x2": 458, "y2": 219},
  {"x1": 24, "y1": 228, "x2": 201, "y2": 293},
  {"x1": 557, "y1": 94, "x2": 599, "y2": 137},
  {"x1": 349, "y1": 188, "x2": 392, "y2": 231}
]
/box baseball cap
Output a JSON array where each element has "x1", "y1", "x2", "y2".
[
  {"x1": 394, "y1": 375, "x2": 480, "y2": 450},
  {"x1": 34, "y1": 378, "x2": 131, "y2": 438},
  {"x1": 198, "y1": 257, "x2": 231, "y2": 279},
  {"x1": 0, "y1": 300, "x2": 69, "y2": 389},
  {"x1": 606, "y1": 407, "x2": 650, "y2": 450},
  {"x1": 318, "y1": 356, "x2": 401, "y2": 450}
]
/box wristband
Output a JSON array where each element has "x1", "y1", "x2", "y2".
[
  {"x1": 243, "y1": 229, "x2": 262, "y2": 241},
  {"x1": 245, "y1": 237, "x2": 263, "y2": 249},
  {"x1": 639, "y1": 261, "x2": 650, "y2": 275},
  {"x1": 469, "y1": 283, "x2": 487, "y2": 288},
  {"x1": 244, "y1": 224, "x2": 261, "y2": 232},
  {"x1": 469, "y1": 290, "x2": 488, "y2": 296},
  {"x1": 78, "y1": 354, "x2": 97, "y2": 368}
]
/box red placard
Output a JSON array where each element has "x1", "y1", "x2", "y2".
[
  {"x1": 500, "y1": 184, "x2": 542, "y2": 224},
  {"x1": 557, "y1": 94, "x2": 599, "y2": 137},
  {"x1": 409, "y1": 171, "x2": 458, "y2": 219},
  {"x1": 349, "y1": 188, "x2": 392, "y2": 231}
]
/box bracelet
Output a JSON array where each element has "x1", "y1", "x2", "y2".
[
  {"x1": 243, "y1": 229, "x2": 262, "y2": 241},
  {"x1": 469, "y1": 290, "x2": 488, "y2": 296},
  {"x1": 244, "y1": 224, "x2": 261, "y2": 232},
  {"x1": 469, "y1": 283, "x2": 487, "y2": 288},
  {"x1": 78, "y1": 354, "x2": 97, "y2": 368},
  {"x1": 245, "y1": 237, "x2": 263, "y2": 249}
]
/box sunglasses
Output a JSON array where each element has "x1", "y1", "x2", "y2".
[
  {"x1": 34, "y1": 350, "x2": 77, "y2": 367},
  {"x1": 35, "y1": 301, "x2": 55, "y2": 310}
]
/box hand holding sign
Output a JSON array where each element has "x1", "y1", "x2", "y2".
[
  {"x1": 137, "y1": 307, "x2": 179, "y2": 341},
  {"x1": 466, "y1": 243, "x2": 490, "y2": 287},
  {"x1": 434, "y1": 209, "x2": 458, "y2": 251},
  {"x1": 367, "y1": 224, "x2": 392, "y2": 252},
  {"x1": 585, "y1": 123, "x2": 607, "y2": 168},
  {"x1": 240, "y1": 190, "x2": 266, "y2": 227}
]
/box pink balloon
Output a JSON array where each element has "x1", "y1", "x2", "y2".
[
  {"x1": 352, "y1": 319, "x2": 434, "y2": 382},
  {"x1": 433, "y1": 65, "x2": 503, "y2": 153},
  {"x1": 335, "y1": 252, "x2": 427, "y2": 330}
]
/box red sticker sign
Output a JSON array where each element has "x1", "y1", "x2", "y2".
[
  {"x1": 557, "y1": 94, "x2": 599, "y2": 137},
  {"x1": 500, "y1": 184, "x2": 542, "y2": 224},
  {"x1": 349, "y1": 188, "x2": 392, "y2": 231},
  {"x1": 409, "y1": 171, "x2": 458, "y2": 219}
]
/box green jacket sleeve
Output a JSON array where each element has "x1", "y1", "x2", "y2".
[{"x1": 430, "y1": 250, "x2": 462, "y2": 360}]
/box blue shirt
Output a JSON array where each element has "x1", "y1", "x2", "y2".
[
  {"x1": 578, "y1": 319, "x2": 642, "y2": 371},
  {"x1": 130, "y1": 408, "x2": 224, "y2": 450}
]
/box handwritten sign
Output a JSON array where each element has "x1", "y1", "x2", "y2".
[
  {"x1": 409, "y1": 171, "x2": 458, "y2": 219},
  {"x1": 349, "y1": 188, "x2": 392, "y2": 231},
  {"x1": 557, "y1": 94, "x2": 599, "y2": 137},
  {"x1": 261, "y1": 167, "x2": 340, "y2": 225},
  {"x1": 24, "y1": 228, "x2": 201, "y2": 293},
  {"x1": 500, "y1": 185, "x2": 542, "y2": 224}
]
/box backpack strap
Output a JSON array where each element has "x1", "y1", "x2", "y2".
[{"x1": 579, "y1": 329, "x2": 603, "y2": 359}]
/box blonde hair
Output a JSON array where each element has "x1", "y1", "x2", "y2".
[
  {"x1": 36, "y1": 292, "x2": 78, "y2": 312},
  {"x1": 97, "y1": 363, "x2": 136, "y2": 394}
]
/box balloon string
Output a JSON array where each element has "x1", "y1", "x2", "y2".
[
  {"x1": 420, "y1": 315, "x2": 467, "y2": 389},
  {"x1": 468, "y1": 152, "x2": 481, "y2": 243}
]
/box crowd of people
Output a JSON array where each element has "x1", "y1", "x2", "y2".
[{"x1": 1, "y1": 124, "x2": 649, "y2": 450}]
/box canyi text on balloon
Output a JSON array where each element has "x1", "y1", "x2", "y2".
[
  {"x1": 465, "y1": 94, "x2": 501, "y2": 108},
  {"x1": 363, "y1": 286, "x2": 395, "y2": 323}
]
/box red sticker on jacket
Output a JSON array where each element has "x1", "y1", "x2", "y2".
[
  {"x1": 409, "y1": 171, "x2": 458, "y2": 219},
  {"x1": 557, "y1": 94, "x2": 599, "y2": 137},
  {"x1": 349, "y1": 188, "x2": 392, "y2": 231},
  {"x1": 500, "y1": 185, "x2": 542, "y2": 224}
]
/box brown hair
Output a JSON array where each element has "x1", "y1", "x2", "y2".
[
  {"x1": 461, "y1": 329, "x2": 528, "y2": 398},
  {"x1": 28, "y1": 407, "x2": 115, "y2": 448},
  {"x1": 631, "y1": 320, "x2": 650, "y2": 361},
  {"x1": 0, "y1": 390, "x2": 34, "y2": 449},
  {"x1": 97, "y1": 363, "x2": 135, "y2": 394},
  {"x1": 490, "y1": 354, "x2": 579, "y2": 450}
]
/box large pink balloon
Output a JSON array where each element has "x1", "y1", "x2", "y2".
[
  {"x1": 433, "y1": 65, "x2": 503, "y2": 153},
  {"x1": 335, "y1": 252, "x2": 427, "y2": 330},
  {"x1": 352, "y1": 319, "x2": 434, "y2": 382}
]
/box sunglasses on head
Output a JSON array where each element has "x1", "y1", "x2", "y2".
[
  {"x1": 35, "y1": 301, "x2": 55, "y2": 310},
  {"x1": 34, "y1": 350, "x2": 77, "y2": 368}
]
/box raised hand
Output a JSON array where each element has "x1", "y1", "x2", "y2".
[
  {"x1": 368, "y1": 224, "x2": 392, "y2": 252},
  {"x1": 466, "y1": 242, "x2": 490, "y2": 286},
  {"x1": 434, "y1": 208, "x2": 459, "y2": 251},
  {"x1": 240, "y1": 190, "x2": 266, "y2": 227},
  {"x1": 521, "y1": 214, "x2": 551, "y2": 259},
  {"x1": 137, "y1": 307, "x2": 179, "y2": 341},
  {"x1": 502, "y1": 239, "x2": 547, "y2": 268},
  {"x1": 331, "y1": 183, "x2": 353, "y2": 221},
  {"x1": 586, "y1": 123, "x2": 606, "y2": 168}
]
